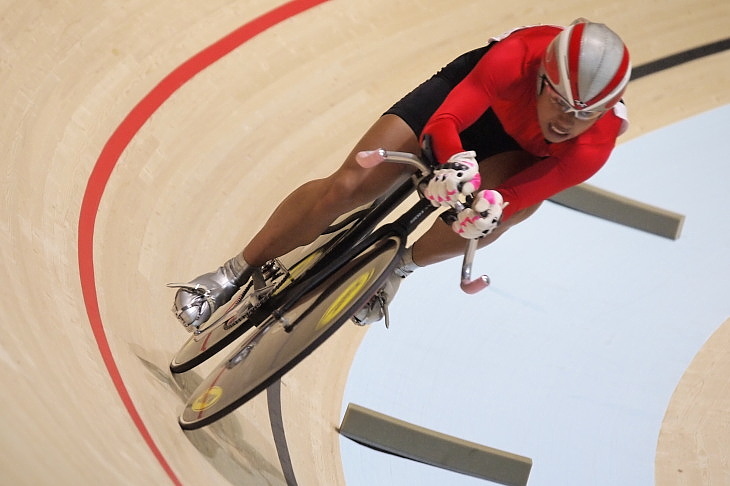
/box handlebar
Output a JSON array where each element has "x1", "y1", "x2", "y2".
[
  {"x1": 356, "y1": 149, "x2": 431, "y2": 174},
  {"x1": 355, "y1": 149, "x2": 490, "y2": 294}
]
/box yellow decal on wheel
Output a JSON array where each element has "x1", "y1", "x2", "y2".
[
  {"x1": 318, "y1": 268, "x2": 375, "y2": 330},
  {"x1": 191, "y1": 385, "x2": 223, "y2": 412}
]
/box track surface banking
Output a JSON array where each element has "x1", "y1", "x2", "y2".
[
  {"x1": 76, "y1": 0, "x2": 730, "y2": 482},
  {"x1": 77, "y1": 2, "x2": 331, "y2": 485}
]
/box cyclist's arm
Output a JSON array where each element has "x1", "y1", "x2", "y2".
[
  {"x1": 421, "y1": 41, "x2": 524, "y2": 163},
  {"x1": 496, "y1": 133, "x2": 618, "y2": 221}
]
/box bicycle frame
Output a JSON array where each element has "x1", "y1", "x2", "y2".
[
  {"x1": 265, "y1": 148, "x2": 489, "y2": 331},
  {"x1": 357, "y1": 149, "x2": 489, "y2": 294},
  {"x1": 176, "y1": 147, "x2": 492, "y2": 428},
  {"x1": 170, "y1": 145, "x2": 489, "y2": 373}
]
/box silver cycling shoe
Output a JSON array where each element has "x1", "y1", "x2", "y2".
[{"x1": 168, "y1": 254, "x2": 254, "y2": 332}]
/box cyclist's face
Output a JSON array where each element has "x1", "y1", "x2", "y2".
[{"x1": 536, "y1": 79, "x2": 604, "y2": 143}]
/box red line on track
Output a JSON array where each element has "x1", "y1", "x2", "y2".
[{"x1": 77, "y1": 1, "x2": 331, "y2": 484}]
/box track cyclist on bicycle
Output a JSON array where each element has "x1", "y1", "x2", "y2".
[{"x1": 171, "y1": 19, "x2": 631, "y2": 330}]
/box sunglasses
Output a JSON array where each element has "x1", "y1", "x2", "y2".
[{"x1": 542, "y1": 77, "x2": 605, "y2": 121}]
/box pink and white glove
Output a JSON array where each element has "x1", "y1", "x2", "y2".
[
  {"x1": 423, "y1": 151, "x2": 481, "y2": 207},
  {"x1": 452, "y1": 189, "x2": 505, "y2": 239}
]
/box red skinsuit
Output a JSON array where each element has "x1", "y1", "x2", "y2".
[{"x1": 422, "y1": 25, "x2": 626, "y2": 221}]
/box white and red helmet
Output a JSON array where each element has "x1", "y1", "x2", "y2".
[{"x1": 541, "y1": 20, "x2": 631, "y2": 112}]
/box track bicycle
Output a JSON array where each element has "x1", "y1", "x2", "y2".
[{"x1": 174, "y1": 140, "x2": 490, "y2": 429}]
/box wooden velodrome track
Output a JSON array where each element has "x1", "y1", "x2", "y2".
[{"x1": 2, "y1": 1, "x2": 728, "y2": 484}]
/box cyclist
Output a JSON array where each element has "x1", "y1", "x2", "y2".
[{"x1": 171, "y1": 19, "x2": 631, "y2": 330}]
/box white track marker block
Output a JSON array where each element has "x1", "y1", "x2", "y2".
[
  {"x1": 549, "y1": 183, "x2": 685, "y2": 240},
  {"x1": 339, "y1": 403, "x2": 532, "y2": 486}
]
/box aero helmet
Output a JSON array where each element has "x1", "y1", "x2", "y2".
[{"x1": 541, "y1": 20, "x2": 631, "y2": 112}]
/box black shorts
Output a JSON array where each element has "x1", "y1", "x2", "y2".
[{"x1": 383, "y1": 45, "x2": 522, "y2": 161}]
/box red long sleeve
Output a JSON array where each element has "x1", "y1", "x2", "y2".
[{"x1": 420, "y1": 26, "x2": 625, "y2": 221}]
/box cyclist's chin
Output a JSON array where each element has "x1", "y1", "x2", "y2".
[
  {"x1": 541, "y1": 117, "x2": 598, "y2": 143},
  {"x1": 541, "y1": 121, "x2": 574, "y2": 143}
]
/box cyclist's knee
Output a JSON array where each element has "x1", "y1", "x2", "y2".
[
  {"x1": 479, "y1": 151, "x2": 538, "y2": 188},
  {"x1": 321, "y1": 163, "x2": 398, "y2": 211},
  {"x1": 312, "y1": 171, "x2": 368, "y2": 214},
  {"x1": 507, "y1": 201, "x2": 542, "y2": 226}
]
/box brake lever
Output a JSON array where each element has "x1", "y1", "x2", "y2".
[
  {"x1": 460, "y1": 238, "x2": 489, "y2": 294},
  {"x1": 441, "y1": 201, "x2": 490, "y2": 294}
]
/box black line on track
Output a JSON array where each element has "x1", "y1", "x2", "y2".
[
  {"x1": 631, "y1": 37, "x2": 730, "y2": 81},
  {"x1": 267, "y1": 380, "x2": 299, "y2": 486}
]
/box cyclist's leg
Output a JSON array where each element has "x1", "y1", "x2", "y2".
[
  {"x1": 411, "y1": 150, "x2": 542, "y2": 267},
  {"x1": 173, "y1": 114, "x2": 419, "y2": 331},
  {"x1": 242, "y1": 114, "x2": 419, "y2": 267}
]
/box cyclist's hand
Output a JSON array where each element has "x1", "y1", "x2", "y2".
[
  {"x1": 452, "y1": 189, "x2": 505, "y2": 239},
  {"x1": 423, "y1": 151, "x2": 481, "y2": 207}
]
